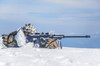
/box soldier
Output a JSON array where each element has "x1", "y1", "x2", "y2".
[
  {"x1": 21, "y1": 24, "x2": 37, "y2": 47},
  {"x1": 37, "y1": 37, "x2": 58, "y2": 49},
  {"x1": 1, "y1": 24, "x2": 59, "y2": 49},
  {"x1": 2, "y1": 31, "x2": 18, "y2": 47},
  {"x1": 22, "y1": 24, "x2": 36, "y2": 36},
  {"x1": 2, "y1": 34, "x2": 8, "y2": 46},
  {"x1": 46, "y1": 38, "x2": 58, "y2": 49}
]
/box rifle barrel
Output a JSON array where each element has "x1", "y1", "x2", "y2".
[
  {"x1": 30, "y1": 35, "x2": 90, "y2": 38},
  {"x1": 64, "y1": 35, "x2": 90, "y2": 38}
]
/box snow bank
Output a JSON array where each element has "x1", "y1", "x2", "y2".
[{"x1": 0, "y1": 47, "x2": 100, "y2": 66}]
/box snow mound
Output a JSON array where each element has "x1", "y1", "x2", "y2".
[{"x1": 0, "y1": 47, "x2": 100, "y2": 66}]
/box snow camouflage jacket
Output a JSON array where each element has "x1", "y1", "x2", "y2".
[{"x1": 1, "y1": 24, "x2": 58, "y2": 49}]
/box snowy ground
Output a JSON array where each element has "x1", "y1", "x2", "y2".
[{"x1": 0, "y1": 47, "x2": 100, "y2": 66}]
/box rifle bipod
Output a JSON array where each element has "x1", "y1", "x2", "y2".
[{"x1": 58, "y1": 39, "x2": 62, "y2": 49}]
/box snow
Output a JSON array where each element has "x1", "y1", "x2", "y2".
[{"x1": 0, "y1": 47, "x2": 100, "y2": 66}]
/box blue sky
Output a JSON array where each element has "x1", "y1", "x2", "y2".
[
  {"x1": 0, "y1": 0, "x2": 100, "y2": 34},
  {"x1": 0, "y1": 0, "x2": 100, "y2": 48}
]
